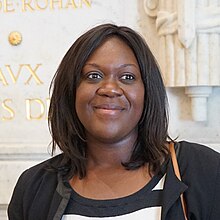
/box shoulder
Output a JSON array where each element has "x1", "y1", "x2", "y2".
[
  {"x1": 16, "y1": 153, "x2": 65, "y2": 190},
  {"x1": 177, "y1": 140, "x2": 220, "y2": 176},
  {"x1": 177, "y1": 140, "x2": 220, "y2": 166},
  {"x1": 177, "y1": 140, "x2": 220, "y2": 196},
  {"x1": 176, "y1": 141, "x2": 220, "y2": 218},
  {"x1": 8, "y1": 154, "x2": 66, "y2": 219}
]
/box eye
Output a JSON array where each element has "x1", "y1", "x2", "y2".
[
  {"x1": 88, "y1": 72, "x2": 102, "y2": 79},
  {"x1": 85, "y1": 72, "x2": 103, "y2": 82},
  {"x1": 120, "y1": 74, "x2": 135, "y2": 82}
]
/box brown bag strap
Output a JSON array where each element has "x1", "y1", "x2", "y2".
[{"x1": 169, "y1": 142, "x2": 188, "y2": 220}]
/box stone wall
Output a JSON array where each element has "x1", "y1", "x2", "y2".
[{"x1": 0, "y1": 0, "x2": 219, "y2": 219}]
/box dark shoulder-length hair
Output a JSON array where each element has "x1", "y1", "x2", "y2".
[{"x1": 48, "y1": 23, "x2": 170, "y2": 179}]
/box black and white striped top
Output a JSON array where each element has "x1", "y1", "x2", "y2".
[{"x1": 62, "y1": 173, "x2": 166, "y2": 220}]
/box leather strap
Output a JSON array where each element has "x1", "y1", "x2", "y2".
[{"x1": 169, "y1": 142, "x2": 188, "y2": 220}]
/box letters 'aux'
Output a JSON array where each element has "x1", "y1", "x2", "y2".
[{"x1": 0, "y1": 64, "x2": 43, "y2": 86}]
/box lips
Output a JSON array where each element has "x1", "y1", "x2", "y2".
[
  {"x1": 94, "y1": 104, "x2": 125, "y2": 111},
  {"x1": 93, "y1": 103, "x2": 125, "y2": 117}
]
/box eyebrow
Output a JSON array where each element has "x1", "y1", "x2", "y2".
[{"x1": 84, "y1": 63, "x2": 139, "y2": 70}]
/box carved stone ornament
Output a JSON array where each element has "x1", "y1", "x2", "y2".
[{"x1": 143, "y1": 0, "x2": 220, "y2": 121}]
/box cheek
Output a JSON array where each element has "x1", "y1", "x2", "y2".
[
  {"x1": 136, "y1": 97, "x2": 145, "y2": 120},
  {"x1": 75, "y1": 85, "x2": 87, "y2": 118},
  {"x1": 75, "y1": 84, "x2": 95, "y2": 119},
  {"x1": 130, "y1": 87, "x2": 145, "y2": 115}
]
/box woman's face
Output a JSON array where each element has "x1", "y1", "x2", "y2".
[{"x1": 75, "y1": 37, "x2": 145, "y2": 144}]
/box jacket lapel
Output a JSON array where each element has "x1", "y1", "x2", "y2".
[
  {"x1": 47, "y1": 173, "x2": 72, "y2": 220},
  {"x1": 161, "y1": 159, "x2": 188, "y2": 220}
]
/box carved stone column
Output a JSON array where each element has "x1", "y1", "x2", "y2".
[{"x1": 144, "y1": 0, "x2": 220, "y2": 121}]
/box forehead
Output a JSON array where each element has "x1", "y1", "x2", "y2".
[{"x1": 86, "y1": 37, "x2": 138, "y2": 64}]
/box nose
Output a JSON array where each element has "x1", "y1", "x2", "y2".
[{"x1": 97, "y1": 79, "x2": 123, "y2": 97}]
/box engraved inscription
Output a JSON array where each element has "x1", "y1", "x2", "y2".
[
  {"x1": 1, "y1": 99, "x2": 15, "y2": 120},
  {"x1": 0, "y1": 0, "x2": 91, "y2": 12},
  {"x1": 0, "y1": 64, "x2": 43, "y2": 86},
  {"x1": 0, "y1": 98, "x2": 50, "y2": 121},
  {"x1": 26, "y1": 98, "x2": 50, "y2": 120}
]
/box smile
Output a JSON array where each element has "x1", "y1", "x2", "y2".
[
  {"x1": 94, "y1": 104, "x2": 124, "y2": 110},
  {"x1": 93, "y1": 104, "x2": 125, "y2": 116}
]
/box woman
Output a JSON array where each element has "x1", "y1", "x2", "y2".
[{"x1": 8, "y1": 24, "x2": 220, "y2": 220}]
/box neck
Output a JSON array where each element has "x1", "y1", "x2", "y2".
[{"x1": 86, "y1": 134, "x2": 137, "y2": 170}]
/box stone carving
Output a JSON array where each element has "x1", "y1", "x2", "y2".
[{"x1": 144, "y1": 0, "x2": 220, "y2": 121}]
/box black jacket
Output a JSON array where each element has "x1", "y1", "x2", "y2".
[{"x1": 8, "y1": 141, "x2": 220, "y2": 220}]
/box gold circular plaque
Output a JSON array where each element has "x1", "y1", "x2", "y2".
[{"x1": 8, "y1": 31, "x2": 22, "y2": 46}]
